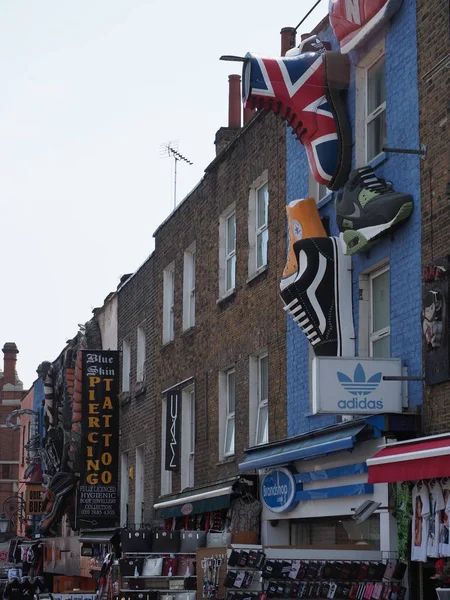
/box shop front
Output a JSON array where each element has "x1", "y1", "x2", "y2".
[
  {"x1": 367, "y1": 433, "x2": 450, "y2": 600},
  {"x1": 238, "y1": 415, "x2": 420, "y2": 600}
]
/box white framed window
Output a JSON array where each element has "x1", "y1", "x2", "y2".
[
  {"x1": 248, "y1": 171, "x2": 269, "y2": 276},
  {"x1": 183, "y1": 243, "x2": 196, "y2": 331},
  {"x1": 219, "y1": 203, "x2": 236, "y2": 298},
  {"x1": 256, "y1": 354, "x2": 269, "y2": 445},
  {"x1": 355, "y1": 40, "x2": 386, "y2": 167},
  {"x1": 122, "y1": 339, "x2": 131, "y2": 392},
  {"x1": 370, "y1": 265, "x2": 390, "y2": 357},
  {"x1": 308, "y1": 168, "x2": 331, "y2": 204},
  {"x1": 163, "y1": 262, "x2": 175, "y2": 344},
  {"x1": 219, "y1": 368, "x2": 236, "y2": 459},
  {"x1": 134, "y1": 445, "x2": 144, "y2": 527},
  {"x1": 181, "y1": 386, "x2": 195, "y2": 490},
  {"x1": 136, "y1": 325, "x2": 146, "y2": 382},
  {"x1": 161, "y1": 397, "x2": 172, "y2": 495},
  {"x1": 249, "y1": 352, "x2": 269, "y2": 446},
  {"x1": 120, "y1": 451, "x2": 129, "y2": 527}
]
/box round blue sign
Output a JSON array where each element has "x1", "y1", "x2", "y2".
[{"x1": 261, "y1": 467, "x2": 298, "y2": 513}]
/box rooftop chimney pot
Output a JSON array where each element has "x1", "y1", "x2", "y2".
[
  {"x1": 2, "y1": 342, "x2": 19, "y2": 385},
  {"x1": 280, "y1": 27, "x2": 297, "y2": 56},
  {"x1": 228, "y1": 74, "x2": 241, "y2": 129}
]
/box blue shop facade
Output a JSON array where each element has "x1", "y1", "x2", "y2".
[{"x1": 240, "y1": 0, "x2": 422, "y2": 562}]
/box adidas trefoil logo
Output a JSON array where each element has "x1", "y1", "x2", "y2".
[{"x1": 337, "y1": 363, "x2": 382, "y2": 396}]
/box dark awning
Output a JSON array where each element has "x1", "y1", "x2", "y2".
[
  {"x1": 79, "y1": 528, "x2": 120, "y2": 544},
  {"x1": 239, "y1": 420, "x2": 374, "y2": 472},
  {"x1": 367, "y1": 434, "x2": 450, "y2": 483},
  {"x1": 154, "y1": 478, "x2": 244, "y2": 519}
]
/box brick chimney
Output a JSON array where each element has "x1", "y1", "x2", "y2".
[
  {"x1": 280, "y1": 27, "x2": 297, "y2": 56},
  {"x1": 215, "y1": 74, "x2": 242, "y2": 155},
  {"x1": 2, "y1": 342, "x2": 19, "y2": 385},
  {"x1": 228, "y1": 74, "x2": 241, "y2": 129}
]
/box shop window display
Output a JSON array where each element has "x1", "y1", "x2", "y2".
[{"x1": 290, "y1": 516, "x2": 380, "y2": 551}]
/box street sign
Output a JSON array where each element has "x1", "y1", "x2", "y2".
[{"x1": 0, "y1": 550, "x2": 8, "y2": 562}]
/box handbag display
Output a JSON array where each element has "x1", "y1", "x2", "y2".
[
  {"x1": 180, "y1": 530, "x2": 207, "y2": 553},
  {"x1": 128, "y1": 579, "x2": 145, "y2": 591},
  {"x1": 120, "y1": 558, "x2": 144, "y2": 577},
  {"x1": 142, "y1": 557, "x2": 163, "y2": 577},
  {"x1": 162, "y1": 557, "x2": 179, "y2": 576},
  {"x1": 121, "y1": 529, "x2": 153, "y2": 552},
  {"x1": 177, "y1": 556, "x2": 196, "y2": 577},
  {"x1": 152, "y1": 530, "x2": 181, "y2": 553},
  {"x1": 206, "y1": 530, "x2": 232, "y2": 548}
]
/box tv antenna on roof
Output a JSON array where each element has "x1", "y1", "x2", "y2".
[{"x1": 160, "y1": 141, "x2": 193, "y2": 209}]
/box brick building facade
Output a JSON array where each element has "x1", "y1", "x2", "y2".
[
  {"x1": 418, "y1": 0, "x2": 450, "y2": 434},
  {"x1": 116, "y1": 61, "x2": 289, "y2": 524},
  {"x1": 0, "y1": 343, "x2": 24, "y2": 514}
]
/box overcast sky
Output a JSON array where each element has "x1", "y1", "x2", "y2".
[{"x1": 0, "y1": 0, "x2": 328, "y2": 388}]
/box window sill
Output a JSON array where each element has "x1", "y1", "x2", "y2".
[
  {"x1": 119, "y1": 392, "x2": 131, "y2": 407},
  {"x1": 134, "y1": 382, "x2": 147, "y2": 398},
  {"x1": 161, "y1": 339, "x2": 175, "y2": 350},
  {"x1": 216, "y1": 288, "x2": 236, "y2": 306},
  {"x1": 217, "y1": 456, "x2": 236, "y2": 466},
  {"x1": 246, "y1": 264, "x2": 268, "y2": 284},
  {"x1": 368, "y1": 152, "x2": 388, "y2": 170},
  {"x1": 181, "y1": 326, "x2": 195, "y2": 338}
]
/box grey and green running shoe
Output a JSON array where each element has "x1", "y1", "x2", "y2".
[{"x1": 336, "y1": 166, "x2": 413, "y2": 255}]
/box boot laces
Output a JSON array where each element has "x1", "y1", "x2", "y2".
[{"x1": 358, "y1": 168, "x2": 392, "y2": 193}]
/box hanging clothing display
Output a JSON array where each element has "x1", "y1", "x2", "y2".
[
  {"x1": 440, "y1": 479, "x2": 450, "y2": 557},
  {"x1": 411, "y1": 481, "x2": 430, "y2": 562},
  {"x1": 226, "y1": 496, "x2": 262, "y2": 532},
  {"x1": 395, "y1": 481, "x2": 412, "y2": 562},
  {"x1": 428, "y1": 479, "x2": 445, "y2": 557}
]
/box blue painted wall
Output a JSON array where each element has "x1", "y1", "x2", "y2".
[
  {"x1": 286, "y1": 0, "x2": 422, "y2": 436},
  {"x1": 33, "y1": 376, "x2": 45, "y2": 441}
]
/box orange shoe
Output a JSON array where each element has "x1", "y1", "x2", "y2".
[{"x1": 282, "y1": 198, "x2": 327, "y2": 287}]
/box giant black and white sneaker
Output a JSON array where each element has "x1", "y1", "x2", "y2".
[
  {"x1": 336, "y1": 166, "x2": 413, "y2": 255},
  {"x1": 280, "y1": 237, "x2": 354, "y2": 356}
]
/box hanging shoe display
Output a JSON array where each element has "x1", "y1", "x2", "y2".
[
  {"x1": 280, "y1": 236, "x2": 354, "y2": 357},
  {"x1": 242, "y1": 40, "x2": 351, "y2": 190},
  {"x1": 336, "y1": 166, "x2": 413, "y2": 255}
]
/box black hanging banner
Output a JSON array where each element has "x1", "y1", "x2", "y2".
[
  {"x1": 77, "y1": 350, "x2": 120, "y2": 527},
  {"x1": 165, "y1": 389, "x2": 180, "y2": 472}
]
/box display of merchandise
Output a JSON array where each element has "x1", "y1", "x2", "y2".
[
  {"x1": 241, "y1": 37, "x2": 351, "y2": 190},
  {"x1": 440, "y1": 479, "x2": 450, "y2": 556},
  {"x1": 428, "y1": 479, "x2": 446, "y2": 557},
  {"x1": 225, "y1": 554, "x2": 408, "y2": 600},
  {"x1": 226, "y1": 497, "x2": 262, "y2": 535},
  {"x1": 411, "y1": 481, "x2": 431, "y2": 562},
  {"x1": 336, "y1": 166, "x2": 413, "y2": 256},
  {"x1": 279, "y1": 236, "x2": 354, "y2": 357},
  {"x1": 281, "y1": 199, "x2": 327, "y2": 293}
]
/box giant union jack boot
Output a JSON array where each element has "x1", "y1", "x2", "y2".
[
  {"x1": 329, "y1": 0, "x2": 403, "y2": 54},
  {"x1": 242, "y1": 38, "x2": 351, "y2": 190}
]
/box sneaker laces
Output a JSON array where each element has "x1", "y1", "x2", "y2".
[{"x1": 357, "y1": 167, "x2": 392, "y2": 193}]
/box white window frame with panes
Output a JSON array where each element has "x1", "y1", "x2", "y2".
[
  {"x1": 120, "y1": 451, "x2": 129, "y2": 527},
  {"x1": 122, "y1": 339, "x2": 131, "y2": 393},
  {"x1": 181, "y1": 386, "x2": 195, "y2": 490},
  {"x1": 183, "y1": 243, "x2": 196, "y2": 331},
  {"x1": 249, "y1": 352, "x2": 269, "y2": 446},
  {"x1": 162, "y1": 262, "x2": 175, "y2": 344},
  {"x1": 355, "y1": 40, "x2": 386, "y2": 167},
  {"x1": 308, "y1": 168, "x2": 331, "y2": 204},
  {"x1": 248, "y1": 171, "x2": 269, "y2": 277},
  {"x1": 218, "y1": 368, "x2": 236, "y2": 460},
  {"x1": 218, "y1": 203, "x2": 236, "y2": 298},
  {"x1": 134, "y1": 445, "x2": 145, "y2": 527},
  {"x1": 358, "y1": 261, "x2": 390, "y2": 358},
  {"x1": 136, "y1": 324, "x2": 146, "y2": 383},
  {"x1": 160, "y1": 396, "x2": 172, "y2": 495}
]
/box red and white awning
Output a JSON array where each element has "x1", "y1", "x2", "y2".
[{"x1": 367, "y1": 433, "x2": 450, "y2": 484}]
